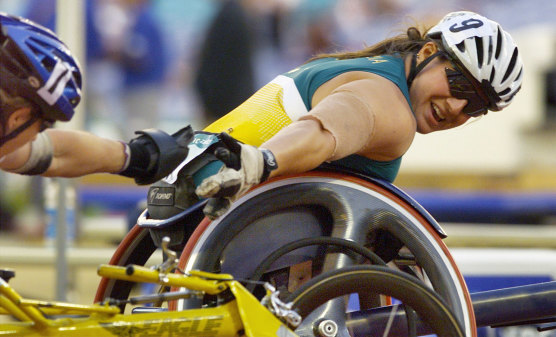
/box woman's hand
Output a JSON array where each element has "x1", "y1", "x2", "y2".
[{"x1": 196, "y1": 132, "x2": 277, "y2": 219}]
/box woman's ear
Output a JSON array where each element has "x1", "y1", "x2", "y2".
[
  {"x1": 6, "y1": 107, "x2": 33, "y2": 131},
  {"x1": 417, "y1": 42, "x2": 439, "y2": 63}
]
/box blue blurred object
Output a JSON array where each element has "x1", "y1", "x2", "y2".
[{"x1": 410, "y1": 189, "x2": 556, "y2": 224}]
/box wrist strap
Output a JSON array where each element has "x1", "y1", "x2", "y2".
[
  {"x1": 118, "y1": 141, "x2": 131, "y2": 172},
  {"x1": 259, "y1": 148, "x2": 278, "y2": 182},
  {"x1": 118, "y1": 140, "x2": 150, "y2": 178}
]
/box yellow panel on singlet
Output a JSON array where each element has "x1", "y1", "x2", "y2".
[{"x1": 203, "y1": 82, "x2": 294, "y2": 146}]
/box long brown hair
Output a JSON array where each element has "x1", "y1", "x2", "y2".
[
  {"x1": 308, "y1": 26, "x2": 433, "y2": 62},
  {"x1": 0, "y1": 88, "x2": 31, "y2": 114}
]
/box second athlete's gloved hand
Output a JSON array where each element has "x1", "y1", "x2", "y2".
[
  {"x1": 195, "y1": 132, "x2": 278, "y2": 219},
  {"x1": 119, "y1": 125, "x2": 194, "y2": 185}
]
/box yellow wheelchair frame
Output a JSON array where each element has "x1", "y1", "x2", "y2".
[{"x1": 0, "y1": 239, "x2": 300, "y2": 337}]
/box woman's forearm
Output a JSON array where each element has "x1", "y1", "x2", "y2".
[
  {"x1": 43, "y1": 129, "x2": 126, "y2": 177},
  {"x1": 262, "y1": 119, "x2": 335, "y2": 178}
]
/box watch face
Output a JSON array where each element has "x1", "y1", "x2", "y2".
[{"x1": 261, "y1": 149, "x2": 278, "y2": 171}]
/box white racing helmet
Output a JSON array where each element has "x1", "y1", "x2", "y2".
[{"x1": 427, "y1": 11, "x2": 523, "y2": 111}]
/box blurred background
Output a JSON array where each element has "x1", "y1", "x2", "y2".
[{"x1": 0, "y1": 0, "x2": 555, "y2": 335}]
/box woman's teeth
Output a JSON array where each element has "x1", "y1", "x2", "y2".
[{"x1": 432, "y1": 104, "x2": 445, "y2": 122}]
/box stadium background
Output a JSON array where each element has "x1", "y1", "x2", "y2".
[{"x1": 0, "y1": 1, "x2": 555, "y2": 335}]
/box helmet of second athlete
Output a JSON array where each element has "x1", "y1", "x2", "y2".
[
  {"x1": 0, "y1": 12, "x2": 82, "y2": 122},
  {"x1": 427, "y1": 11, "x2": 523, "y2": 111}
]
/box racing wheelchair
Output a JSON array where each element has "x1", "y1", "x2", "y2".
[{"x1": 90, "y1": 130, "x2": 556, "y2": 336}]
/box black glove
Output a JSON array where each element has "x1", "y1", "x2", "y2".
[
  {"x1": 195, "y1": 132, "x2": 277, "y2": 219},
  {"x1": 120, "y1": 126, "x2": 194, "y2": 185}
]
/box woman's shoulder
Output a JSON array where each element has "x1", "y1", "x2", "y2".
[
  {"x1": 311, "y1": 72, "x2": 415, "y2": 161},
  {"x1": 342, "y1": 75, "x2": 416, "y2": 161},
  {"x1": 313, "y1": 69, "x2": 409, "y2": 110}
]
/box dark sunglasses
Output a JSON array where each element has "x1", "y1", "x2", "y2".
[{"x1": 445, "y1": 67, "x2": 489, "y2": 118}]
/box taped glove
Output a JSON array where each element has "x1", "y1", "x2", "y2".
[{"x1": 196, "y1": 132, "x2": 277, "y2": 219}]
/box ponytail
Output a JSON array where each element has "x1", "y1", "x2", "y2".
[{"x1": 308, "y1": 26, "x2": 432, "y2": 62}]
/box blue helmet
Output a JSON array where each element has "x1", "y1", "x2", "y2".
[{"x1": 0, "y1": 12, "x2": 82, "y2": 122}]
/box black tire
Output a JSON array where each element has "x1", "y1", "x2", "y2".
[{"x1": 288, "y1": 265, "x2": 464, "y2": 337}]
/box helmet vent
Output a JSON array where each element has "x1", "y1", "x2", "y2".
[
  {"x1": 475, "y1": 37, "x2": 484, "y2": 68},
  {"x1": 489, "y1": 68, "x2": 496, "y2": 83},
  {"x1": 516, "y1": 67, "x2": 523, "y2": 82},
  {"x1": 72, "y1": 68, "x2": 82, "y2": 88},
  {"x1": 487, "y1": 36, "x2": 494, "y2": 64},
  {"x1": 42, "y1": 56, "x2": 57, "y2": 73},
  {"x1": 501, "y1": 48, "x2": 518, "y2": 83},
  {"x1": 456, "y1": 41, "x2": 466, "y2": 53},
  {"x1": 498, "y1": 87, "x2": 511, "y2": 96},
  {"x1": 27, "y1": 38, "x2": 57, "y2": 73},
  {"x1": 494, "y1": 27, "x2": 503, "y2": 59}
]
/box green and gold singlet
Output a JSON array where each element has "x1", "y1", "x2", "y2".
[{"x1": 204, "y1": 55, "x2": 411, "y2": 182}]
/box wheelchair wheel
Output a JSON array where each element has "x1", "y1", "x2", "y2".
[
  {"x1": 176, "y1": 171, "x2": 476, "y2": 336},
  {"x1": 289, "y1": 265, "x2": 464, "y2": 337}
]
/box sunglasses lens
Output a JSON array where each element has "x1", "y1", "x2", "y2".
[
  {"x1": 462, "y1": 100, "x2": 488, "y2": 117},
  {"x1": 446, "y1": 68, "x2": 488, "y2": 117}
]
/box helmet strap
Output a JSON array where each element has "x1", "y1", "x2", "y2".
[
  {"x1": 407, "y1": 51, "x2": 445, "y2": 89},
  {"x1": 0, "y1": 114, "x2": 39, "y2": 146}
]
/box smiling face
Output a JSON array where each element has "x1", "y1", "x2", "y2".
[{"x1": 409, "y1": 42, "x2": 475, "y2": 134}]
